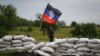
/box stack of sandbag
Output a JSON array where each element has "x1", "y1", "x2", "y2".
[
  {"x1": 53, "y1": 38, "x2": 77, "y2": 55},
  {"x1": 29, "y1": 38, "x2": 100, "y2": 56},
  {"x1": 1, "y1": 36, "x2": 100, "y2": 56},
  {"x1": 0, "y1": 35, "x2": 37, "y2": 53},
  {"x1": 75, "y1": 38, "x2": 90, "y2": 55},
  {"x1": 29, "y1": 42, "x2": 54, "y2": 56},
  {"x1": 22, "y1": 36, "x2": 36, "y2": 51},
  {"x1": 0, "y1": 35, "x2": 12, "y2": 52},
  {"x1": 87, "y1": 39, "x2": 100, "y2": 55},
  {"x1": 11, "y1": 35, "x2": 25, "y2": 52}
]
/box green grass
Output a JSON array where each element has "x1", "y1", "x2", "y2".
[
  {"x1": 8, "y1": 26, "x2": 100, "y2": 41},
  {"x1": 8, "y1": 26, "x2": 72, "y2": 41},
  {"x1": 96, "y1": 27, "x2": 100, "y2": 38}
]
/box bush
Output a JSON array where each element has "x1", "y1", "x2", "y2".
[
  {"x1": 0, "y1": 26, "x2": 8, "y2": 38},
  {"x1": 71, "y1": 23, "x2": 97, "y2": 38}
]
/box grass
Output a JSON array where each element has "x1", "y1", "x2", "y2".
[
  {"x1": 8, "y1": 26, "x2": 72, "y2": 41},
  {"x1": 8, "y1": 26, "x2": 100, "y2": 41}
]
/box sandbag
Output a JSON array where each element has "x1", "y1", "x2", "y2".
[
  {"x1": 45, "y1": 42, "x2": 59, "y2": 48},
  {"x1": 67, "y1": 49, "x2": 76, "y2": 53},
  {"x1": 0, "y1": 39, "x2": 11, "y2": 45},
  {"x1": 13, "y1": 35, "x2": 24, "y2": 40},
  {"x1": 90, "y1": 49, "x2": 98, "y2": 53},
  {"x1": 40, "y1": 47, "x2": 54, "y2": 53},
  {"x1": 74, "y1": 43, "x2": 87, "y2": 48},
  {"x1": 60, "y1": 43, "x2": 74, "y2": 48},
  {"x1": 55, "y1": 49, "x2": 67, "y2": 53},
  {"x1": 77, "y1": 47, "x2": 90, "y2": 52},
  {"x1": 55, "y1": 38, "x2": 67, "y2": 44},
  {"x1": 2, "y1": 35, "x2": 12, "y2": 42},
  {"x1": 67, "y1": 38, "x2": 79, "y2": 43},
  {"x1": 6, "y1": 47, "x2": 16, "y2": 51},
  {"x1": 24, "y1": 44, "x2": 35, "y2": 49},
  {"x1": 15, "y1": 47, "x2": 26, "y2": 52},
  {"x1": 88, "y1": 39, "x2": 100, "y2": 44},
  {"x1": 23, "y1": 42, "x2": 34, "y2": 46},
  {"x1": 77, "y1": 38, "x2": 89, "y2": 43},
  {"x1": 0, "y1": 44, "x2": 11, "y2": 48},
  {"x1": 12, "y1": 44, "x2": 23, "y2": 47},
  {"x1": 22, "y1": 36, "x2": 36, "y2": 42},
  {"x1": 87, "y1": 43, "x2": 99, "y2": 48},
  {"x1": 56, "y1": 47, "x2": 67, "y2": 50},
  {"x1": 15, "y1": 47, "x2": 26, "y2": 50},
  {"x1": 0, "y1": 48, "x2": 6, "y2": 51},
  {"x1": 77, "y1": 52, "x2": 86, "y2": 55},
  {"x1": 29, "y1": 42, "x2": 45, "y2": 52},
  {"x1": 12, "y1": 40, "x2": 23, "y2": 44},
  {"x1": 34, "y1": 50, "x2": 51, "y2": 56}
]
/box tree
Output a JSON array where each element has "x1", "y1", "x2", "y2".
[
  {"x1": 58, "y1": 20, "x2": 66, "y2": 28},
  {"x1": 71, "y1": 21, "x2": 78, "y2": 27},
  {"x1": 81, "y1": 23, "x2": 97, "y2": 38},
  {"x1": 0, "y1": 4, "x2": 17, "y2": 37},
  {"x1": 71, "y1": 24, "x2": 81, "y2": 37},
  {"x1": 0, "y1": 4, "x2": 17, "y2": 30},
  {"x1": 71, "y1": 23, "x2": 97, "y2": 38}
]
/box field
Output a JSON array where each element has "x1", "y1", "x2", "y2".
[
  {"x1": 8, "y1": 26, "x2": 72, "y2": 41},
  {"x1": 8, "y1": 26, "x2": 100, "y2": 41}
]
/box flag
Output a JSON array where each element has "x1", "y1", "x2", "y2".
[{"x1": 42, "y1": 4, "x2": 62, "y2": 25}]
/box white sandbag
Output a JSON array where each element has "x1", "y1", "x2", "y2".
[
  {"x1": 88, "y1": 39, "x2": 100, "y2": 44},
  {"x1": 6, "y1": 47, "x2": 16, "y2": 51},
  {"x1": 15, "y1": 47, "x2": 26, "y2": 50},
  {"x1": 0, "y1": 48, "x2": 6, "y2": 51},
  {"x1": 23, "y1": 42, "x2": 34, "y2": 46},
  {"x1": 34, "y1": 50, "x2": 51, "y2": 56},
  {"x1": 45, "y1": 42, "x2": 59, "y2": 48},
  {"x1": 0, "y1": 39, "x2": 11, "y2": 45},
  {"x1": 74, "y1": 43, "x2": 87, "y2": 48},
  {"x1": 67, "y1": 49, "x2": 76, "y2": 53},
  {"x1": 40, "y1": 47, "x2": 54, "y2": 53},
  {"x1": 56, "y1": 47, "x2": 67, "y2": 50},
  {"x1": 13, "y1": 35, "x2": 24, "y2": 40},
  {"x1": 55, "y1": 38, "x2": 67, "y2": 44},
  {"x1": 87, "y1": 43, "x2": 99, "y2": 48},
  {"x1": 77, "y1": 38, "x2": 89, "y2": 43},
  {"x1": 15, "y1": 47, "x2": 26, "y2": 52},
  {"x1": 77, "y1": 52, "x2": 86, "y2": 55},
  {"x1": 90, "y1": 49, "x2": 98, "y2": 53},
  {"x1": 22, "y1": 36, "x2": 36, "y2": 42},
  {"x1": 29, "y1": 42, "x2": 45, "y2": 52},
  {"x1": 2, "y1": 35, "x2": 12, "y2": 42},
  {"x1": 24, "y1": 44, "x2": 35, "y2": 49},
  {"x1": 77, "y1": 47, "x2": 90, "y2": 52},
  {"x1": 60, "y1": 43, "x2": 74, "y2": 48},
  {"x1": 12, "y1": 44, "x2": 22, "y2": 47},
  {"x1": 67, "y1": 38, "x2": 79, "y2": 43},
  {"x1": 0, "y1": 44, "x2": 11, "y2": 48},
  {"x1": 12, "y1": 40, "x2": 23, "y2": 44}
]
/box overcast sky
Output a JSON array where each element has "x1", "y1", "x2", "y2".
[{"x1": 0, "y1": 0, "x2": 100, "y2": 25}]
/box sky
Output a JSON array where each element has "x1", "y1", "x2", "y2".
[{"x1": 0, "y1": 0, "x2": 100, "y2": 25}]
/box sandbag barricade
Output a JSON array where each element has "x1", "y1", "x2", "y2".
[
  {"x1": 1, "y1": 35, "x2": 100, "y2": 56},
  {"x1": 0, "y1": 35, "x2": 37, "y2": 53}
]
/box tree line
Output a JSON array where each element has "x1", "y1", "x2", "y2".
[
  {"x1": 70, "y1": 21, "x2": 100, "y2": 38},
  {"x1": 0, "y1": 4, "x2": 34, "y2": 37}
]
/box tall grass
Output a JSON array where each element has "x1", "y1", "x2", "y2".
[
  {"x1": 8, "y1": 26, "x2": 72, "y2": 41},
  {"x1": 8, "y1": 26, "x2": 100, "y2": 41}
]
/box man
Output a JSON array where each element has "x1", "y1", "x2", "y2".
[
  {"x1": 40, "y1": 21, "x2": 54, "y2": 42},
  {"x1": 41, "y1": 4, "x2": 62, "y2": 42}
]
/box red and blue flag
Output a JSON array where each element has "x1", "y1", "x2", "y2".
[{"x1": 42, "y1": 4, "x2": 62, "y2": 25}]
